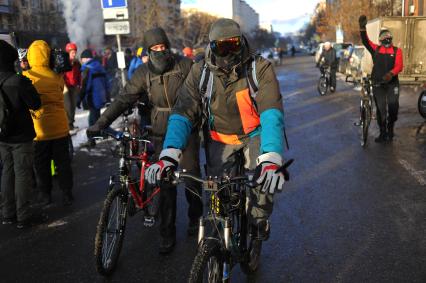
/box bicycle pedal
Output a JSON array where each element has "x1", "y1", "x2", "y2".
[{"x1": 143, "y1": 216, "x2": 155, "y2": 227}]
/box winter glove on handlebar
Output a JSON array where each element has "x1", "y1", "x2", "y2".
[
  {"x1": 382, "y1": 71, "x2": 393, "y2": 83},
  {"x1": 254, "y1": 152, "x2": 285, "y2": 195},
  {"x1": 86, "y1": 123, "x2": 103, "y2": 139},
  {"x1": 145, "y1": 148, "x2": 182, "y2": 185},
  {"x1": 359, "y1": 15, "x2": 368, "y2": 30}
]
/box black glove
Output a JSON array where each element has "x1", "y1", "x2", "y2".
[
  {"x1": 359, "y1": 15, "x2": 368, "y2": 30},
  {"x1": 86, "y1": 123, "x2": 103, "y2": 139},
  {"x1": 383, "y1": 71, "x2": 393, "y2": 83},
  {"x1": 76, "y1": 99, "x2": 82, "y2": 109}
]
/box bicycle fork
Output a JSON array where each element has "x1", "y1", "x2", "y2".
[{"x1": 197, "y1": 217, "x2": 232, "y2": 282}]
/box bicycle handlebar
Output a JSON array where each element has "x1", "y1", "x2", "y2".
[
  {"x1": 95, "y1": 127, "x2": 151, "y2": 144},
  {"x1": 165, "y1": 158, "x2": 294, "y2": 188}
]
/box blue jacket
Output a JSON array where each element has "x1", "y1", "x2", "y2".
[
  {"x1": 80, "y1": 59, "x2": 109, "y2": 110},
  {"x1": 128, "y1": 57, "x2": 143, "y2": 80}
]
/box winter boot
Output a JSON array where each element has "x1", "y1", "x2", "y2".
[
  {"x1": 387, "y1": 122, "x2": 394, "y2": 141},
  {"x1": 374, "y1": 126, "x2": 386, "y2": 143}
]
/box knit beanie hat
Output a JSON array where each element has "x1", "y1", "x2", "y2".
[
  {"x1": 80, "y1": 49, "x2": 93, "y2": 59},
  {"x1": 143, "y1": 27, "x2": 171, "y2": 50},
  {"x1": 0, "y1": 40, "x2": 18, "y2": 71}
]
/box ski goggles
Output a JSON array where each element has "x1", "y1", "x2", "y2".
[{"x1": 210, "y1": 36, "x2": 242, "y2": 57}]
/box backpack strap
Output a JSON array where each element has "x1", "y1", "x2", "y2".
[
  {"x1": 247, "y1": 56, "x2": 259, "y2": 97},
  {"x1": 199, "y1": 63, "x2": 210, "y2": 96},
  {"x1": 145, "y1": 71, "x2": 152, "y2": 94}
]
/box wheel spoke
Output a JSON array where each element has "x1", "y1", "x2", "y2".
[{"x1": 102, "y1": 196, "x2": 121, "y2": 268}]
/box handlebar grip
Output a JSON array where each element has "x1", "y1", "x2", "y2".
[{"x1": 275, "y1": 159, "x2": 294, "y2": 181}]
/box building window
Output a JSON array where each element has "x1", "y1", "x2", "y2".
[{"x1": 32, "y1": 0, "x2": 40, "y2": 9}]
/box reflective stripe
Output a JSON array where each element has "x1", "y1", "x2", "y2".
[
  {"x1": 236, "y1": 88, "x2": 260, "y2": 134},
  {"x1": 210, "y1": 131, "x2": 242, "y2": 145}
]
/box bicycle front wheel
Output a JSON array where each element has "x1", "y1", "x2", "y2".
[
  {"x1": 418, "y1": 91, "x2": 426, "y2": 119},
  {"x1": 317, "y1": 77, "x2": 328, "y2": 96},
  {"x1": 94, "y1": 187, "x2": 128, "y2": 276},
  {"x1": 189, "y1": 239, "x2": 225, "y2": 283}
]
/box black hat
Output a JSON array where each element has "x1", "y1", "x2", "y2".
[
  {"x1": 143, "y1": 27, "x2": 171, "y2": 50},
  {"x1": 0, "y1": 40, "x2": 18, "y2": 72},
  {"x1": 209, "y1": 18, "x2": 242, "y2": 41},
  {"x1": 80, "y1": 49, "x2": 93, "y2": 59}
]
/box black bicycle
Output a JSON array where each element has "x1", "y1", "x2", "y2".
[
  {"x1": 167, "y1": 149, "x2": 292, "y2": 282},
  {"x1": 418, "y1": 90, "x2": 426, "y2": 119},
  {"x1": 356, "y1": 76, "x2": 373, "y2": 147},
  {"x1": 317, "y1": 65, "x2": 331, "y2": 96}
]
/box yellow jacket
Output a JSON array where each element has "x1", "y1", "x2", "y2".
[{"x1": 23, "y1": 40, "x2": 69, "y2": 141}]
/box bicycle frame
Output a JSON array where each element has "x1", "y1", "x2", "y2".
[{"x1": 105, "y1": 123, "x2": 159, "y2": 212}]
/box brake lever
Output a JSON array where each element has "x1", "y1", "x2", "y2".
[{"x1": 275, "y1": 159, "x2": 294, "y2": 181}]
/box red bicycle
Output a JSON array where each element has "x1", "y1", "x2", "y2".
[{"x1": 93, "y1": 126, "x2": 159, "y2": 276}]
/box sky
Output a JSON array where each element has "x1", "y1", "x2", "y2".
[{"x1": 181, "y1": 0, "x2": 321, "y2": 35}]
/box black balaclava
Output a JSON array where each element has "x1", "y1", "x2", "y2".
[
  {"x1": 144, "y1": 27, "x2": 174, "y2": 75},
  {"x1": 209, "y1": 18, "x2": 243, "y2": 72},
  {"x1": 0, "y1": 40, "x2": 19, "y2": 72},
  {"x1": 379, "y1": 29, "x2": 393, "y2": 48}
]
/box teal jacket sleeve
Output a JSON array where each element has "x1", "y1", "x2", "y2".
[
  {"x1": 260, "y1": 109, "x2": 284, "y2": 155},
  {"x1": 163, "y1": 114, "x2": 193, "y2": 149}
]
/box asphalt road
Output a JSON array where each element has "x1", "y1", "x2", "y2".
[{"x1": 0, "y1": 55, "x2": 425, "y2": 283}]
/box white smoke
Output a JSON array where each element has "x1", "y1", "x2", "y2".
[{"x1": 60, "y1": 0, "x2": 104, "y2": 51}]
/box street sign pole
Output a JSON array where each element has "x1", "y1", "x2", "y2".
[
  {"x1": 101, "y1": 0, "x2": 129, "y2": 88},
  {"x1": 116, "y1": 34, "x2": 126, "y2": 87}
]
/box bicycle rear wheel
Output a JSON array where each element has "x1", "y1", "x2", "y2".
[
  {"x1": 188, "y1": 239, "x2": 224, "y2": 283},
  {"x1": 94, "y1": 187, "x2": 128, "y2": 276},
  {"x1": 418, "y1": 91, "x2": 426, "y2": 119},
  {"x1": 317, "y1": 77, "x2": 328, "y2": 96},
  {"x1": 360, "y1": 106, "x2": 367, "y2": 147}
]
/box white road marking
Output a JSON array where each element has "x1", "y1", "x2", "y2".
[{"x1": 398, "y1": 159, "x2": 426, "y2": 186}]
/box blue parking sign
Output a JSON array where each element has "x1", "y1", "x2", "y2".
[{"x1": 101, "y1": 0, "x2": 127, "y2": 9}]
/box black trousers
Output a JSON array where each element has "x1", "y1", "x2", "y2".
[
  {"x1": 0, "y1": 141, "x2": 34, "y2": 221},
  {"x1": 373, "y1": 83, "x2": 399, "y2": 128},
  {"x1": 152, "y1": 132, "x2": 202, "y2": 239},
  {"x1": 330, "y1": 67, "x2": 337, "y2": 89},
  {"x1": 34, "y1": 136, "x2": 73, "y2": 196}
]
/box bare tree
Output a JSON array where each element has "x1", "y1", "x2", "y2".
[{"x1": 174, "y1": 10, "x2": 218, "y2": 49}]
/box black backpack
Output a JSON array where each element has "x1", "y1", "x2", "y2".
[{"x1": 0, "y1": 74, "x2": 14, "y2": 137}]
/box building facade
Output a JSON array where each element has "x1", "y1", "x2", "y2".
[
  {"x1": 404, "y1": 0, "x2": 426, "y2": 15},
  {"x1": 0, "y1": 0, "x2": 67, "y2": 47},
  {"x1": 182, "y1": 0, "x2": 259, "y2": 34}
]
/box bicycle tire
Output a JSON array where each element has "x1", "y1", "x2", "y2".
[
  {"x1": 360, "y1": 106, "x2": 367, "y2": 147},
  {"x1": 317, "y1": 77, "x2": 328, "y2": 96},
  {"x1": 94, "y1": 187, "x2": 128, "y2": 276},
  {"x1": 418, "y1": 91, "x2": 426, "y2": 119},
  {"x1": 188, "y1": 239, "x2": 224, "y2": 283}
]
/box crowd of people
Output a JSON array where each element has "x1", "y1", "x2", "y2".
[
  {"x1": 0, "y1": 37, "x2": 161, "y2": 227},
  {"x1": 0, "y1": 15, "x2": 400, "y2": 259}
]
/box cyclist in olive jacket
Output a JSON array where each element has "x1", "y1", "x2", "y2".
[
  {"x1": 87, "y1": 27, "x2": 202, "y2": 254},
  {"x1": 145, "y1": 19, "x2": 287, "y2": 257}
]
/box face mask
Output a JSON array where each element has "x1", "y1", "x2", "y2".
[
  {"x1": 148, "y1": 49, "x2": 173, "y2": 74},
  {"x1": 214, "y1": 53, "x2": 241, "y2": 72},
  {"x1": 381, "y1": 38, "x2": 392, "y2": 47}
]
